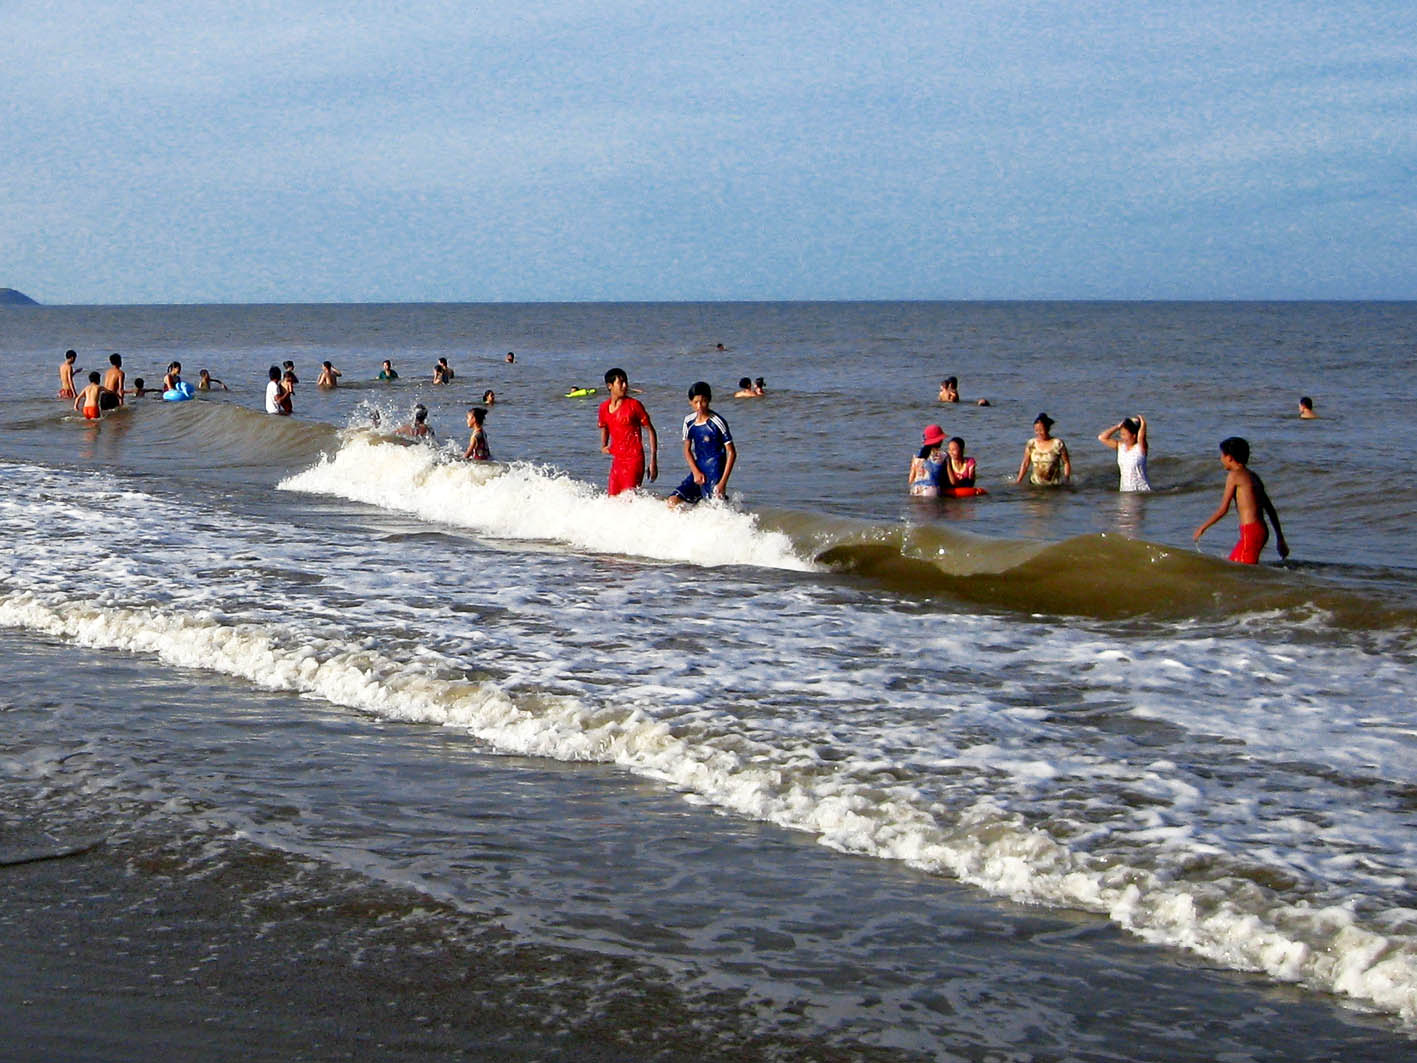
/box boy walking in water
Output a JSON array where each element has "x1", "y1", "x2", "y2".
[
  {"x1": 598, "y1": 367, "x2": 658, "y2": 495},
  {"x1": 73, "y1": 372, "x2": 106, "y2": 420},
  {"x1": 103, "y1": 353, "x2": 126, "y2": 406},
  {"x1": 668, "y1": 381, "x2": 736, "y2": 506},
  {"x1": 1194, "y1": 437, "x2": 1289, "y2": 563},
  {"x1": 58, "y1": 350, "x2": 79, "y2": 398}
]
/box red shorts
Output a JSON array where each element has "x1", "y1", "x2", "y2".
[
  {"x1": 1229, "y1": 521, "x2": 1268, "y2": 564},
  {"x1": 82, "y1": 405, "x2": 101, "y2": 421}
]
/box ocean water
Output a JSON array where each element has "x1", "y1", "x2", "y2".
[{"x1": 2, "y1": 301, "x2": 1415, "y2": 1060}]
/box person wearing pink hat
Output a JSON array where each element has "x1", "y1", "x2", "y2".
[{"x1": 907, "y1": 423, "x2": 948, "y2": 497}]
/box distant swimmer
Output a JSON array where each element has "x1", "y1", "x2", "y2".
[
  {"x1": 131, "y1": 377, "x2": 160, "y2": 398},
  {"x1": 908, "y1": 424, "x2": 947, "y2": 497},
  {"x1": 433, "y1": 357, "x2": 454, "y2": 385},
  {"x1": 463, "y1": 406, "x2": 491, "y2": 460},
  {"x1": 667, "y1": 381, "x2": 735, "y2": 507},
  {"x1": 482, "y1": 389, "x2": 496, "y2": 406},
  {"x1": 265, "y1": 365, "x2": 292, "y2": 415},
  {"x1": 734, "y1": 377, "x2": 757, "y2": 398},
  {"x1": 939, "y1": 375, "x2": 989, "y2": 406},
  {"x1": 1194, "y1": 436, "x2": 1289, "y2": 563},
  {"x1": 196, "y1": 369, "x2": 228, "y2": 391},
  {"x1": 73, "y1": 372, "x2": 106, "y2": 420},
  {"x1": 378, "y1": 359, "x2": 399, "y2": 381},
  {"x1": 753, "y1": 377, "x2": 766, "y2": 396},
  {"x1": 397, "y1": 404, "x2": 434, "y2": 439},
  {"x1": 1097, "y1": 415, "x2": 1150, "y2": 492},
  {"x1": 58, "y1": 349, "x2": 79, "y2": 398},
  {"x1": 716, "y1": 343, "x2": 727, "y2": 351},
  {"x1": 316, "y1": 360, "x2": 343, "y2": 389},
  {"x1": 598, "y1": 367, "x2": 658, "y2": 495},
  {"x1": 1299, "y1": 396, "x2": 1318, "y2": 419},
  {"x1": 505, "y1": 352, "x2": 516, "y2": 364},
  {"x1": 1015, "y1": 412, "x2": 1071, "y2": 486}
]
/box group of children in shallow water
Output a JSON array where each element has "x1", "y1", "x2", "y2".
[{"x1": 914, "y1": 377, "x2": 1292, "y2": 564}]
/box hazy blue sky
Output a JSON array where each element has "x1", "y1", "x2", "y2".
[{"x1": 5, "y1": 1, "x2": 1415, "y2": 303}]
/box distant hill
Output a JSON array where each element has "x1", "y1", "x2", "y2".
[{"x1": 0, "y1": 288, "x2": 39, "y2": 306}]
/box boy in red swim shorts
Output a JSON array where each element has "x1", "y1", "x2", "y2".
[
  {"x1": 1193, "y1": 436, "x2": 1289, "y2": 564},
  {"x1": 597, "y1": 367, "x2": 658, "y2": 496},
  {"x1": 73, "y1": 371, "x2": 106, "y2": 420}
]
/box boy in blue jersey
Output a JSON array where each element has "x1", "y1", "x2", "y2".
[{"x1": 668, "y1": 381, "x2": 737, "y2": 506}]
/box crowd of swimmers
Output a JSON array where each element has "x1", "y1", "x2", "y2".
[
  {"x1": 58, "y1": 349, "x2": 744, "y2": 511},
  {"x1": 913, "y1": 375, "x2": 1297, "y2": 564},
  {"x1": 58, "y1": 348, "x2": 1302, "y2": 554}
]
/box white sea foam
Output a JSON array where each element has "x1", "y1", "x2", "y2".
[
  {"x1": 278, "y1": 437, "x2": 815, "y2": 571},
  {"x1": 3, "y1": 585, "x2": 1417, "y2": 1025}
]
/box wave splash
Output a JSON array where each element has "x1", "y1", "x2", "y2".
[
  {"x1": 2, "y1": 588, "x2": 1415, "y2": 1027},
  {"x1": 279, "y1": 436, "x2": 814, "y2": 571}
]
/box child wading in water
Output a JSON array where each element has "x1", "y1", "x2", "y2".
[
  {"x1": 1193, "y1": 436, "x2": 1289, "y2": 563},
  {"x1": 463, "y1": 407, "x2": 491, "y2": 460},
  {"x1": 668, "y1": 381, "x2": 735, "y2": 506}
]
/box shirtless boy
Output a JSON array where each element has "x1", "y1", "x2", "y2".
[
  {"x1": 103, "y1": 353, "x2": 126, "y2": 406},
  {"x1": 1193, "y1": 437, "x2": 1289, "y2": 564},
  {"x1": 73, "y1": 372, "x2": 106, "y2": 420},
  {"x1": 58, "y1": 350, "x2": 79, "y2": 398},
  {"x1": 597, "y1": 367, "x2": 658, "y2": 495},
  {"x1": 316, "y1": 361, "x2": 342, "y2": 388}
]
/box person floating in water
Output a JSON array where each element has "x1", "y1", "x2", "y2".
[
  {"x1": 1097, "y1": 415, "x2": 1150, "y2": 492},
  {"x1": 58, "y1": 349, "x2": 79, "y2": 398},
  {"x1": 938, "y1": 376, "x2": 959, "y2": 403},
  {"x1": 378, "y1": 359, "x2": 399, "y2": 380},
  {"x1": 597, "y1": 367, "x2": 657, "y2": 496},
  {"x1": 734, "y1": 377, "x2": 757, "y2": 398},
  {"x1": 316, "y1": 361, "x2": 342, "y2": 388},
  {"x1": 197, "y1": 369, "x2": 228, "y2": 391},
  {"x1": 1194, "y1": 437, "x2": 1289, "y2": 564},
  {"x1": 668, "y1": 381, "x2": 736, "y2": 507},
  {"x1": 1299, "y1": 396, "x2": 1318, "y2": 419},
  {"x1": 463, "y1": 406, "x2": 491, "y2": 460},
  {"x1": 433, "y1": 357, "x2": 454, "y2": 385}
]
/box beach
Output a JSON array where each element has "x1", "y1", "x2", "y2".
[{"x1": 2, "y1": 301, "x2": 1416, "y2": 1060}]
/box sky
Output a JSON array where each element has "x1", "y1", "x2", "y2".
[{"x1": 4, "y1": 1, "x2": 1415, "y2": 303}]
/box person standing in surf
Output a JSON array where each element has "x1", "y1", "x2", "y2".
[
  {"x1": 1015, "y1": 412, "x2": 1071, "y2": 486},
  {"x1": 667, "y1": 381, "x2": 735, "y2": 507},
  {"x1": 1194, "y1": 436, "x2": 1289, "y2": 564},
  {"x1": 1097, "y1": 415, "x2": 1150, "y2": 492},
  {"x1": 597, "y1": 367, "x2": 658, "y2": 496},
  {"x1": 58, "y1": 349, "x2": 79, "y2": 398}
]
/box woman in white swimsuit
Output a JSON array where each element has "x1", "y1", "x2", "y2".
[{"x1": 1098, "y1": 415, "x2": 1151, "y2": 492}]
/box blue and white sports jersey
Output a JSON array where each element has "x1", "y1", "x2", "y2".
[{"x1": 682, "y1": 411, "x2": 733, "y2": 476}]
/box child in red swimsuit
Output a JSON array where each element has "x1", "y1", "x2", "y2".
[
  {"x1": 1193, "y1": 437, "x2": 1289, "y2": 564},
  {"x1": 597, "y1": 368, "x2": 658, "y2": 495},
  {"x1": 73, "y1": 372, "x2": 105, "y2": 420}
]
